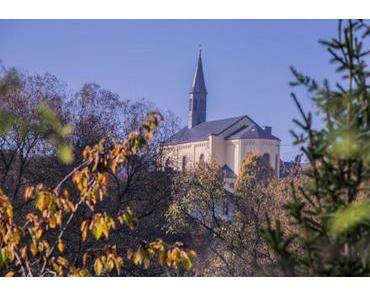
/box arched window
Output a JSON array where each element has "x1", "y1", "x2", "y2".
[
  {"x1": 199, "y1": 153, "x2": 205, "y2": 165},
  {"x1": 182, "y1": 156, "x2": 187, "y2": 172},
  {"x1": 223, "y1": 200, "x2": 229, "y2": 216},
  {"x1": 263, "y1": 153, "x2": 270, "y2": 165},
  {"x1": 165, "y1": 158, "x2": 170, "y2": 168}
]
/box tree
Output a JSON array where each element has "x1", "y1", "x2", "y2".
[
  {"x1": 0, "y1": 110, "x2": 196, "y2": 276},
  {"x1": 166, "y1": 160, "x2": 233, "y2": 276},
  {"x1": 262, "y1": 20, "x2": 370, "y2": 276},
  {"x1": 233, "y1": 153, "x2": 275, "y2": 272},
  {"x1": 0, "y1": 65, "x2": 195, "y2": 277},
  {"x1": 0, "y1": 66, "x2": 73, "y2": 212},
  {"x1": 166, "y1": 154, "x2": 276, "y2": 276}
]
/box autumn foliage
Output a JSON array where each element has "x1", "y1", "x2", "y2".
[{"x1": 0, "y1": 111, "x2": 196, "y2": 276}]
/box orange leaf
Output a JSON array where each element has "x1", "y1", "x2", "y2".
[
  {"x1": 5, "y1": 271, "x2": 15, "y2": 277},
  {"x1": 57, "y1": 240, "x2": 65, "y2": 253}
]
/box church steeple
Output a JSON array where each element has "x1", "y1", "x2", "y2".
[{"x1": 188, "y1": 50, "x2": 207, "y2": 128}]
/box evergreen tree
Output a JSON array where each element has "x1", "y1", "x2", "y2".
[{"x1": 262, "y1": 20, "x2": 370, "y2": 276}]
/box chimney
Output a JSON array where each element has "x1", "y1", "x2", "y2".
[{"x1": 264, "y1": 126, "x2": 272, "y2": 135}]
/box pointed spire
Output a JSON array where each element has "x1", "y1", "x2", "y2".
[
  {"x1": 190, "y1": 49, "x2": 207, "y2": 94},
  {"x1": 188, "y1": 49, "x2": 207, "y2": 128}
]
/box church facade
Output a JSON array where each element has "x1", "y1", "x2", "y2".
[{"x1": 162, "y1": 51, "x2": 281, "y2": 185}]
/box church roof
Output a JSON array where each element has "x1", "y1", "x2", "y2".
[
  {"x1": 225, "y1": 123, "x2": 273, "y2": 140},
  {"x1": 164, "y1": 115, "x2": 280, "y2": 145}
]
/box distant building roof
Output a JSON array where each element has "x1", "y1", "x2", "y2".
[{"x1": 165, "y1": 115, "x2": 280, "y2": 145}]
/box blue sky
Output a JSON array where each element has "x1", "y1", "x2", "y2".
[{"x1": 0, "y1": 20, "x2": 338, "y2": 160}]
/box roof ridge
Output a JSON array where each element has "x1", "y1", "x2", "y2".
[
  {"x1": 196, "y1": 115, "x2": 244, "y2": 125},
  {"x1": 216, "y1": 116, "x2": 249, "y2": 135}
]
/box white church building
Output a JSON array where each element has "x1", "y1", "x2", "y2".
[{"x1": 161, "y1": 51, "x2": 281, "y2": 184}]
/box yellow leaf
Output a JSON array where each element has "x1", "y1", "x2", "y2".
[
  {"x1": 57, "y1": 256, "x2": 69, "y2": 268},
  {"x1": 57, "y1": 240, "x2": 65, "y2": 253},
  {"x1": 180, "y1": 252, "x2": 192, "y2": 270},
  {"x1": 101, "y1": 222, "x2": 109, "y2": 239},
  {"x1": 94, "y1": 258, "x2": 103, "y2": 276},
  {"x1": 30, "y1": 242, "x2": 37, "y2": 256},
  {"x1": 166, "y1": 250, "x2": 172, "y2": 267},
  {"x1": 81, "y1": 220, "x2": 88, "y2": 241},
  {"x1": 94, "y1": 219, "x2": 104, "y2": 240},
  {"x1": 12, "y1": 228, "x2": 20, "y2": 245},
  {"x1": 116, "y1": 257, "x2": 123, "y2": 271},
  {"x1": 36, "y1": 193, "x2": 47, "y2": 211},
  {"x1": 35, "y1": 228, "x2": 43, "y2": 239},
  {"x1": 42, "y1": 240, "x2": 50, "y2": 254},
  {"x1": 49, "y1": 215, "x2": 57, "y2": 229},
  {"x1": 21, "y1": 247, "x2": 27, "y2": 259},
  {"x1": 107, "y1": 259, "x2": 114, "y2": 272},
  {"x1": 69, "y1": 268, "x2": 88, "y2": 277},
  {"x1": 6, "y1": 205, "x2": 13, "y2": 220},
  {"x1": 133, "y1": 248, "x2": 144, "y2": 266}
]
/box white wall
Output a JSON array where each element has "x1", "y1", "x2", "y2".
[
  {"x1": 240, "y1": 139, "x2": 280, "y2": 177},
  {"x1": 162, "y1": 137, "x2": 280, "y2": 176},
  {"x1": 225, "y1": 139, "x2": 240, "y2": 174},
  {"x1": 162, "y1": 140, "x2": 210, "y2": 171}
]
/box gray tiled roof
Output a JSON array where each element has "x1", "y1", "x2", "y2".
[
  {"x1": 164, "y1": 115, "x2": 280, "y2": 145},
  {"x1": 225, "y1": 123, "x2": 278, "y2": 140}
]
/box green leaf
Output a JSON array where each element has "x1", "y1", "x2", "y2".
[
  {"x1": 37, "y1": 103, "x2": 58, "y2": 126},
  {"x1": 329, "y1": 201, "x2": 370, "y2": 237},
  {"x1": 59, "y1": 124, "x2": 73, "y2": 137},
  {"x1": 0, "y1": 248, "x2": 8, "y2": 267},
  {"x1": 0, "y1": 111, "x2": 15, "y2": 135},
  {"x1": 58, "y1": 144, "x2": 74, "y2": 164}
]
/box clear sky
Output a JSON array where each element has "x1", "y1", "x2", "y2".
[{"x1": 0, "y1": 20, "x2": 338, "y2": 160}]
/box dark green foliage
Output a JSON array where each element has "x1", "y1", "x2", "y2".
[{"x1": 262, "y1": 20, "x2": 370, "y2": 276}]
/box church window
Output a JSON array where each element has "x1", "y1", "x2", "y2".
[
  {"x1": 182, "y1": 156, "x2": 187, "y2": 172},
  {"x1": 223, "y1": 200, "x2": 229, "y2": 216},
  {"x1": 263, "y1": 153, "x2": 270, "y2": 165},
  {"x1": 199, "y1": 153, "x2": 205, "y2": 165}
]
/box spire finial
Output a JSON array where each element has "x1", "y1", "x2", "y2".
[{"x1": 199, "y1": 44, "x2": 202, "y2": 56}]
